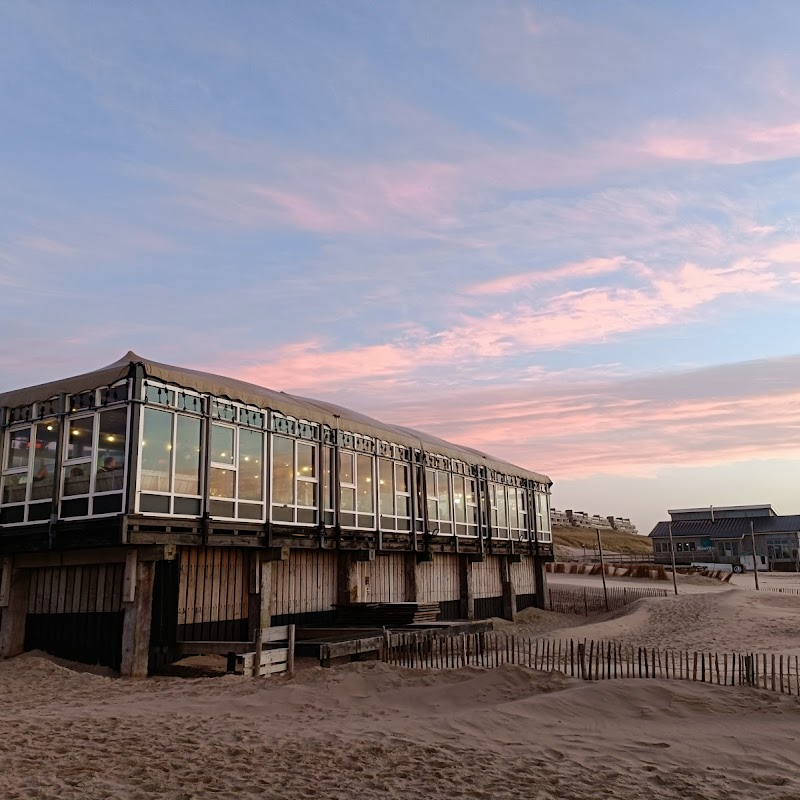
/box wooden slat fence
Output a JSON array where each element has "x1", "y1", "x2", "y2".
[
  {"x1": 548, "y1": 585, "x2": 667, "y2": 616},
  {"x1": 762, "y1": 587, "x2": 800, "y2": 596},
  {"x1": 382, "y1": 631, "x2": 800, "y2": 695}
]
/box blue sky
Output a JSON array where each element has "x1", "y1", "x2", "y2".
[{"x1": 2, "y1": 1, "x2": 799, "y2": 534}]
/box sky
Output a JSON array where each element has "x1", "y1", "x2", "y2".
[{"x1": 1, "y1": 1, "x2": 799, "y2": 536}]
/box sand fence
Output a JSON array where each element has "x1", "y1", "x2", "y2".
[
  {"x1": 548, "y1": 584, "x2": 668, "y2": 615},
  {"x1": 381, "y1": 630, "x2": 800, "y2": 696}
]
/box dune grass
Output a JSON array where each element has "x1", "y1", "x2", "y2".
[{"x1": 553, "y1": 526, "x2": 654, "y2": 555}]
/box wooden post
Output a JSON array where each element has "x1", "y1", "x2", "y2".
[
  {"x1": 287, "y1": 624, "x2": 295, "y2": 676},
  {"x1": 0, "y1": 559, "x2": 31, "y2": 660},
  {"x1": 750, "y1": 520, "x2": 760, "y2": 591},
  {"x1": 667, "y1": 521, "x2": 679, "y2": 596},
  {"x1": 595, "y1": 528, "x2": 609, "y2": 612},
  {"x1": 336, "y1": 550, "x2": 360, "y2": 610},
  {"x1": 405, "y1": 552, "x2": 419, "y2": 603},
  {"x1": 500, "y1": 557, "x2": 517, "y2": 621},
  {"x1": 120, "y1": 559, "x2": 156, "y2": 678},
  {"x1": 253, "y1": 557, "x2": 274, "y2": 679},
  {"x1": 533, "y1": 554, "x2": 550, "y2": 610},
  {"x1": 458, "y1": 555, "x2": 475, "y2": 620}
]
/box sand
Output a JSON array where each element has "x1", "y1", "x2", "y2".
[
  {"x1": 2, "y1": 588, "x2": 800, "y2": 799},
  {"x1": 507, "y1": 587, "x2": 800, "y2": 656}
]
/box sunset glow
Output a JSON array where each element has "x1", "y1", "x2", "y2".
[{"x1": 2, "y1": 2, "x2": 799, "y2": 534}]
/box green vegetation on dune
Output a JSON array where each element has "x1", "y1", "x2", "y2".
[{"x1": 553, "y1": 526, "x2": 653, "y2": 554}]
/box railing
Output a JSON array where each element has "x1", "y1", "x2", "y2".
[
  {"x1": 548, "y1": 585, "x2": 668, "y2": 616},
  {"x1": 762, "y1": 587, "x2": 800, "y2": 596},
  {"x1": 381, "y1": 631, "x2": 800, "y2": 695}
]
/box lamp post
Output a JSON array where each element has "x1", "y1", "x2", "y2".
[
  {"x1": 595, "y1": 528, "x2": 609, "y2": 611},
  {"x1": 750, "y1": 520, "x2": 760, "y2": 591},
  {"x1": 667, "y1": 521, "x2": 679, "y2": 596}
]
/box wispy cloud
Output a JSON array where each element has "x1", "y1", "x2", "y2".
[{"x1": 465, "y1": 257, "x2": 635, "y2": 295}]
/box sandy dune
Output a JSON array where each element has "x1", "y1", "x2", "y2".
[
  {"x1": 508, "y1": 588, "x2": 800, "y2": 656},
  {"x1": 2, "y1": 588, "x2": 800, "y2": 799}
]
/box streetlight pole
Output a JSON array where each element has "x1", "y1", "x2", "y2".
[
  {"x1": 667, "y1": 521, "x2": 679, "y2": 596},
  {"x1": 750, "y1": 519, "x2": 760, "y2": 591},
  {"x1": 595, "y1": 528, "x2": 609, "y2": 611}
]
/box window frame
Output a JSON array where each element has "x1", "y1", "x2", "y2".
[
  {"x1": 339, "y1": 448, "x2": 375, "y2": 530},
  {"x1": 452, "y1": 473, "x2": 479, "y2": 537},
  {"x1": 136, "y1": 405, "x2": 203, "y2": 517},
  {"x1": 378, "y1": 456, "x2": 412, "y2": 532},
  {"x1": 269, "y1": 434, "x2": 319, "y2": 526},
  {"x1": 534, "y1": 489, "x2": 552, "y2": 543},
  {"x1": 425, "y1": 468, "x2": 453, "y2": 535}
]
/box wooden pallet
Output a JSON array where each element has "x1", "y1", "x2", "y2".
[{"x1": 337, "y1": 602, "x2": 441, "y2": 626}]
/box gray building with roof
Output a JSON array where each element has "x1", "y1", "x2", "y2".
[{"x1": 649, "y1": 505, "x2": 800, "y2": 571}]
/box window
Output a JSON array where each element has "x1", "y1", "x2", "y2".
[
  {"x1": 61, "y1": 408, "x2": 128, "y2": 518},
  {"x1": 535, "y1": 490, "x2": 552, "y2": 542},
  {"x1": 339, "y1": 451, "x2": 374, "y2": 529},
  {"x1": 489, "y1": 483, "x2": 509, "y2": 539},
  {"x1": 378, "y1": 457, "x2": 411, "y2": 532},
  {"x1": 453, "y1": 475, "x2": 478, "y2": 537},
  {"x1": 208, "y1": 423, "x2": 266, "y2": 520},
  {"x1": 718, "y1": 540, "x2": 739, "y2": 558},
  {"x1": 675, "y1": 541, "x2": 697, "y2": 553},
  {"x1": 209, "y1": 423, "x2": 236, "y2": 518},
  {"x1": 0, "y1": 420, "x2": 59, "y2": 524},
  {"x1": 426, "y1": 469, "x2": 452, "y2": 534},
  {"x1": 138, "y1": 407, "x2": 202, "y2": 516},
  {"x1": 767, "y1": 537, "x2": 795, "y2": 561},
  {"x1": 321, "y1": 446, "x2": 334, "y2": 526},
  {"x1": 505, "y1": 486, "x2": 528, "y2": 539},
  {"x1": 271, "y1": 435, "x2": 317, "y2": 525}
]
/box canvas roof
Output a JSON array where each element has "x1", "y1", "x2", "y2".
[{"x1": 0, "y1": 352, "x2": 551, "y2": 484}]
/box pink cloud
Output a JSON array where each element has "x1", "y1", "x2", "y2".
[
  {"x1": 175, "y1": 160, "x2": 462, "y2": 235},
  {"x1": 641, "y1": 119, "x2": 800, "y2": 165},
  {"x1": 768, "y1": 241, "x2": 800, "y2": 264},
  {"x1": 213, "y1": 351, "x2": 800, "y2": 482},
  {"x1": 466, "y1": 256, "x2": 634, "y2": 295},
  {"x1": 209, "y1": 252, "x2": 795, "y2": 404}
]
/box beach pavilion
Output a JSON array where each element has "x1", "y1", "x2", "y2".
[{"x1": 0, "y1": 353, "x2": 554, "y2": 675}]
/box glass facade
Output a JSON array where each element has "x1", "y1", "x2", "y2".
[{"x1": 0, "y1": 378, "x2": 552, "y2": 536}]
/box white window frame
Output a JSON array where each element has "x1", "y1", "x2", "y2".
[
  {"x1": 535, "y1": 490, "x2": 552, "y2": 542},
  {"x1": 61, "y1": 407, "x2": 130, "y2": 520},
  {"x1": 452, "y1": 474, "x2": 479, "y2": 537},
  {"x1": 339, "y1": 449, "x2": 375, "y2": 530},
  {"x1": 425, "y1": 468, "x2": 453, "y2": 534},
  {"x1": 1, "y1": 425, "x2": 34, "y2": 514},
  {"x1": 270, "y1": 435, "x2": 318, "y2": 526},
  {"x1": 208, "y1": 421, "x2": 238, "y2": 519},
  {"x1": 490, "y1": 483, "x2": 510, "y2": 539},
  {"x1": 136, "y1": 406, "x2": 203, "y2": 517},
  {"x1": 378, "y1": 457, "x2": 411, "y2": 532}
]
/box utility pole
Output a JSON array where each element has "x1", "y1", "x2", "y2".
[
  {"x1": 595, "y1": 527, "x2": 609, "y2": 611},
  {"x1": 667, "y1": 521, "x2": 679, "y2": 596},
  {"x1": 750, "y1": 519, "x2": 760, "y2": 591}
]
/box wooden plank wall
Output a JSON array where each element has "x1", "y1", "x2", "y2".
[
  {"x1": 511, "y1": 557, "x2": 537, "y2": 595},
  {"x1": 472, "y1": 555, "x2": 502, "y2": 599},
  {"x1": 28, "y1": 564, "x2": 125, "y2": 614},
  {"x1": 417, "y1": 554, "x2": 460, "y2": 603},
  {"x1": 273, "y1": 549, "x2": 338, "y2": 621},
  {"x1": 177, "y1": 547, "x2": 250, "y2": 629},
  {"x1": 357, "y1": 553, "x2": 409, "y2": 603}
]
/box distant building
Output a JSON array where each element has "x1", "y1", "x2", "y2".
[
  {"x1": 551, "y1": 508, "x2": 638, "y2": 536},
  {"x1": 649, "y1": 505, "x2": 800, "y2": 571}
]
